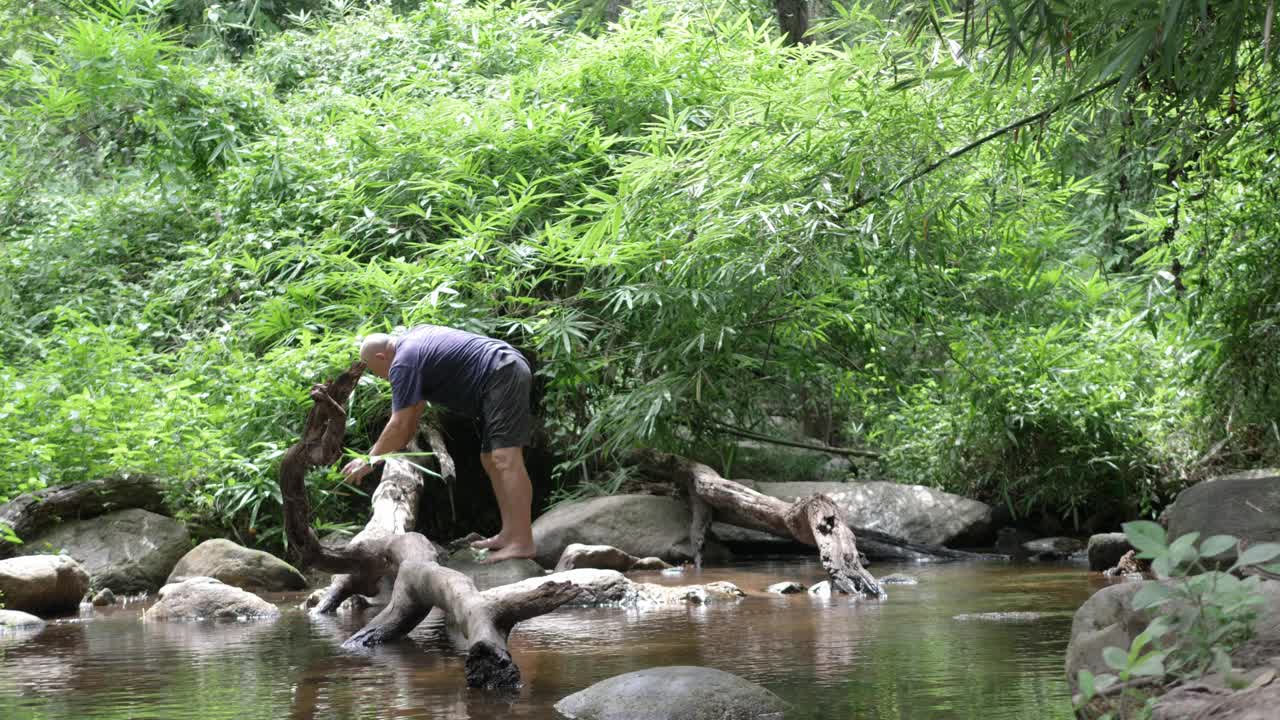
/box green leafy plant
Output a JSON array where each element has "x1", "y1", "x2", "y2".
[{"x1": 1075, "y1": 522, "x2": 1280, "y2": 718}]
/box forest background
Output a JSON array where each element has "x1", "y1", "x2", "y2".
[{"x1": 1, "y1": 0, "x2": 1277, "y2": 550}]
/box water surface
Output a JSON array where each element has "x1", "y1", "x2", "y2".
[{"x1": 0, "y1": 559, "x2": 1108, "y2": 719}]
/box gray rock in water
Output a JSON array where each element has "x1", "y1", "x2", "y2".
[
  {"x1": 766, "y1": 581, "x2": 804, "y2": 594},
  {"x1": 879, "y1": 573, "x2": 919, "y2": 585},
  {"x1": 1022, "y1": 536, "x2": 1085, "y2": 559},
  {"x1": 168, "y1": 539, "x2": 306, "y2": 592},
  {"x1": 444, "y1": 550, "x2": 545, "y2": 591},
  {"x1": 731, "y1": 481, "x2": 993, "y2": 547},
  {"x1": 144, "y1": 577, "x2": 280, "y2": 621},
  {"x1": 1167, "y1": 470, "x2": 1280, "y2": 564},
  {"x1": 953, "y1": 612, "x2": 1051, "y2": 622},
  {"x1": 555, "y1": 665, "x2": 788, "y2": 720},
  {"x1": 91, "y1": 588, "x2": 116, "y2": 606},
  {"x1": 1086, "y1": 533, "x2": 1134, "y2": 571},
  {"x1": 0, "y1": 609, "x2": 46, "y2": 631},
  {"x1": 555, "y1": 543, "x2": 672, "y2": 573},
  {"x1": 808, "y1": 580, "x2": 832, "y2": 597},
  {"x1": 0, "y1": 554, "x2": 91, "y2": 616},
  {"x1": 531, "y1": 495, "x2": 731, "y2": 569},
  {"x1": 19, "y1": 508, "x2": 189, "y2": 594},
  {"x1": 0, "y1": 609, "x2": 45, "y2": 649}
]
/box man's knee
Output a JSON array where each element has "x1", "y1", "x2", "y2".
[{"x1": 486, "y1": 447, "x2": 525, "y2": 474}]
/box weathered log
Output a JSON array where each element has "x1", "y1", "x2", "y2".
[
  {"x1": 627, "y1": 449, "x2": 884, "y2": 597},
  {"x1": 852, "y1": 527, "x2": 1004, "y2": 562},
  {"x1": 0, "y1": 474, "x2": 167, "y2": 558},
  {"x1": 279, "y1": 362, "x2": 582, "y2": 689}
]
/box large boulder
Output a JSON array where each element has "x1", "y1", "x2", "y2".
[
  {"x1": 0, "y1": 554, "x2": 90, "y2": 615},
  {"x1": 1065, "y1": 579, "x2": 1280, "y2": 691},
  {"x1": 19, "y1": 508, "x2": 189, "y2": 594},
  {"x1": 144, "y1": 577, "x2": 280, "y2": 621},
  {"x1": 1087, "y1": 533, "x2": 1134, "y2": 571},
  {"x1": 532, "y1": 495, "x2": 729, "y2": 569},
  {"x1": 719, "y1": 480, "x2": 992, "y2": 547},
  {"x1": 1166, "y1": 470, "x2": 1280, "y2": 561},
  {"x1": 555, "y1": 666, "x2": 787, "y2": 719},
  {"x1": 444, "y1": 550, "x2": 545, "y2": 591},
  {"x1": 167, "y1": 539, "x2": 306, "y2": 592}
]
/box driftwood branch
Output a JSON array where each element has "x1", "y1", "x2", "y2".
[
  {"x1": 279, "y1": 362, "x2": 581, "y2": 689},
  {"x1": 627, "y1": 449, "x2": 884, "y2": 597},
  {"x1": 423, "y1": 423, "x2": 457, "y2": 522},
  {"x1": 0, "y1": 474, "x2": 167, "y2": 558}
]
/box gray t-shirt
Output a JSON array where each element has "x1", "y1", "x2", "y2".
[{"x1": 388, "y1": 325, "x2": 512, "y2": 418}]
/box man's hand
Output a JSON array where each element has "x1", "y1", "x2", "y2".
[{"x1": 341, "y1": 457, "x2": 377, "y2": 484}]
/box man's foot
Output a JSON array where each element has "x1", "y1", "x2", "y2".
[
  {"x1": 479, "y1": 543, "x2": 536, "y2": 564},
  {"x1": 470, "y1": 535, "x2": 506, "y2": 551}
]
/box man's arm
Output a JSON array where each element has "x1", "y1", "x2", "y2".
[{"x1": 341, "y1": 401, "x2": 425, "y2": 482}]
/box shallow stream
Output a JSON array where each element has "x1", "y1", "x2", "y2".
[{"x1": 0, "y1": 558, "x2": 1112, "y2": 719}]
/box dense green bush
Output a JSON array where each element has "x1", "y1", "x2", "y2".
[{"x1": 1, "y1": 0, "x2": 1276, "y2": 548}]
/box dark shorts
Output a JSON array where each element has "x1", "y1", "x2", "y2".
[{"x1": 478, "y1": 351, "x2": 533, "y2": 453}]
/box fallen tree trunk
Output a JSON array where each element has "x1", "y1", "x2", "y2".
[
  {"x1": 279, "y1": 361, "x2": 582, "y2": 688},
  {"x1": 626, "y1": 449, "x2": 884, "y2": 597},
  {"x1": 710, "y1": 521, "x2": 1001, "y2": 562},
  {"x1": 0, "y1": 474, "x2": 167, "y2": 558}
]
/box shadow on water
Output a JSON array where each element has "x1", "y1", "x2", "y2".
[{"x1": 0, "y1": 559, "x2": 1106, "y2": 720}]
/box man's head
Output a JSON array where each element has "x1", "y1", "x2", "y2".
[{"x1": 359, "y1": 333, "x2": 397, "y2": 379}]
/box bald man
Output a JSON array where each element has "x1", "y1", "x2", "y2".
[{"x1": 341, "y1": 325, "x2": 536, "y2": 563}]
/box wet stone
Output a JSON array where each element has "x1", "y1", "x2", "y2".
[
  {"x1": 953, "y1": 612, "x2": 1052, "y2": 622},
  {"x1": 879, "y1": 574, "x2": 919, "y2": 585},
  {"x1": 766, "y1": 581, "x2": 805, "y2": 594},
  {"x1": 555, "y1": 665, "x2": 788, "y2": 720}
]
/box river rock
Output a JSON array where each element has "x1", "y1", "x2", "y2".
[
  {"x1": 953, "y1": 612, "x2": 1052, "y2": 622},
  {"x1": 766, "y1": 581, "x2": 804, "y2": 594},
  {"x1": 91, "y1": 588, "x2": 116, "y2": 606},
  {"x1": 1166, "y1": 469, "x2": 1280, "y2": 562},
  {"x1": 555, "y1": 665, "x2": 788, "y2": 719},
  {"x1": 555, "y1": 543, "x2": 672, "y2": 572},
  {"x1": 168, "y1": 539, "x2": 306, "y2": 592},
  {"x1": 0, "y1": 554, "x2": 91, "y2": 615},
  {"x1": 445, "y1": 550, "x2": 545, "y2": 591},
  {"x1": 879, "y1": 573, "x2": 919, "y2": 585},
  {"x1": 18, "y1": 508, "x2": 189, "y2": 594},
  {"x1": 1065, "y1": 579, "x2": 1280, "y2": 691},
  {"x1": 716, "y1": 481, "x2": 992, "y2": 548},
  {"x1": 0, "y1": 609, "x2": 46, "y2": 631},
  {"x1": 144, "y1": 577, "x2": 280, "y2": 621},
  {"x1": 1022, "y1": 537, "x2": 1085, "y2": 560},
  {"x1": 1087, "y1": 533, "x2": 1134, "y2": 571},
  {"x1": 531, "y1": 495, "x2": 730, "y2": 569},
  {"x1": 808, "y1": 580, "x2": 832, "y2": 596}
]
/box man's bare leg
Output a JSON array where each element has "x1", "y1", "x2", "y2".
[{"x1": 476, "y1": 446, "x2": 536, "y2": 563}]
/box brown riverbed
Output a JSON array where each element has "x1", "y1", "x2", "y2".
[{"x1": 0, "y1": 558, "x2": 1115, "y2": 719}]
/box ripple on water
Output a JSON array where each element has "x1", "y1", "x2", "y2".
[{"x1": 0, "y1": 560, "x2": 1095, "y2": 720}]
